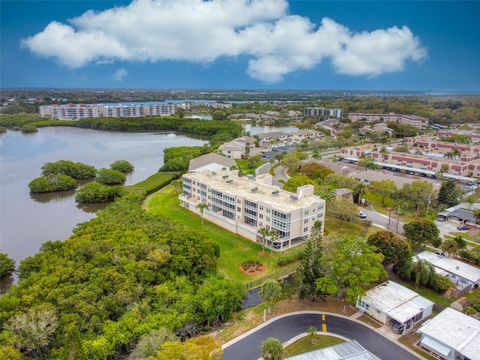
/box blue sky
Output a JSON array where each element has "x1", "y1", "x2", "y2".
[{"x1": 1, "y1": 0, "x2": 479, "y2": 92}]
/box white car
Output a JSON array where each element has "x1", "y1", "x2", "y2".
[{"x1": 358, "y1": 211, "x2": 367, "y2": 219}]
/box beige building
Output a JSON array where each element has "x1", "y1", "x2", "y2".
[
  {"x1": 179, "y1": 170, "x2": 326, "y2": 250},
  {"x1": 348, "y1": 112, "x2": 428, "y2": 129},
  {"x1": 219, "y1": 136, "x2": 266, "y2": 159}
]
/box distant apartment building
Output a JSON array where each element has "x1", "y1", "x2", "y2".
[
  {"x1": 179, "y1": 170, "x2": 326, "y2": 250},
  {"x1": 341, "y1": 144, "x2": 480, "y2": 178},
  {"x1": 438, "y1": 129, "x2": 480, "y2": 142},
  {"x1": 219, "y1": 136, "x2": 268, "y2": 159},
  {"x1": 348, "y1": 112, "x2": 428, "y2": 129},
  {"x1": 304, "y1": 107, "x2": 343, "y2": 119},
  {"x1": 257, "y1": 129, "x2": 322, "y2": 145},
  {"x1": 39, "y1": 102, "x2": 180, "y2": 120},
  {"x1": 406, "y1": 137, "x2": 480, "y2": 157}
]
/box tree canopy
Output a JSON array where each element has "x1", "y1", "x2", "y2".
[
  {"x1": 42, "y1": 160, "x2": 96, "y2": 180},
  {"x1": 403, "y1": 219, "x2": 441, "y2": 249},
  {"x1": 0, "y1": 198, "x2": 243, "y2": 359},
  {"x1": 28, "y1": 174, "x2": 77, "y2": 193}
]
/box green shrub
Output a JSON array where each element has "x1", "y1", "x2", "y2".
[
  {"x1": 432, "y1": 274, "x2": 453, "y2": 294},
  {"x1": 110, "y1": 160, "x2": 134, "y2": 173},
  {"x1": 463, "y1": 307, "x2": 477, "y2": 315},
  {"x1": 20, "y1": 125, "x2": 38, "y2": 133},
  {"x1": 28, "y1": 174, "x2": 77, "y2": 193},
  {"x1": 96, "y1": 168, "x2": 126, "y2": 185},
  {"x1": 75, "y1": 182, "x2": 123, "y2": 203},
  {"x1": 276, "y1": 251, "x2": 304, "y2": 266},
  {"x1": 0, "y1": 127, "x2": 6, "y2": 134},
  {"x1": 42, "y1": 160, "x2": 96, "y2": 180},
  {"x1": 0, "y1": 252, "x2": 15, "y2": 278},
  {"x1": 12, "y1": 126, "x2": 20, "y2": 131}
]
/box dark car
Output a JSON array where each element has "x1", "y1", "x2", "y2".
[{"x1": 457, "y1": 225, "x2": 470, "y2": 231}]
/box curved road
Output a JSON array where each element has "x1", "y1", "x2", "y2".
[{"x1": 222, "y1": 312, "x2": 419, "y2": 360}]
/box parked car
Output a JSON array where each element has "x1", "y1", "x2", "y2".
[
  {"x1": 457, "y1": 225, "x2": 470, "y2": 231},
  {"x1": 392, "y1": 321, "x2": 404, "y2": 334},
  {"x1": 358, "y1": 211, "x2": 367, "y2": 219},
  {"x1": 436, "y1": 250, "x2": 445, "y2": 256}
]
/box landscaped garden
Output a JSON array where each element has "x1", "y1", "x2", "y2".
[{"x1": 144, "y1": 184, "x2": 297, "y2": 284}]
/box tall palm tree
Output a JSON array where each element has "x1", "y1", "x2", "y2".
[
  {"x1": 196, "y1": 203, "x2": 208, "y2": 224},
  {"x1": 269, "y1": 230, "x2": 279, "y2": 252},
  {"x1": 408, "y1": 259, "x2": 435, "y2": 289},
  {"x1": 353, "y1": 182, "x2": 367, "y2": 204},
  {"x1": 258, "y1": 227, "x2": 271, "y2": 254}
]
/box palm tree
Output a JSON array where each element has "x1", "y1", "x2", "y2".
[
  {"x1": 312, "y1": 149, "x2": 321, "y2": 160},
  {"x1": 196, "y1": 202, "x2": 208, "y2": 224},
  {"x1": 353, "y1": 182, "x2": 367, "y2": 204},
  {"x1": 258, "y1": 227, "x2": 271, "y2": 254},
  {"x1": 269, "y1": 229, "x2": 279, "y2": 252},
  {"x1": 172, "y1": 179, "x2": 183, "y2": 195},
  {"x1": 408, "y1": 258, "x2": 435, "y2": 289}
]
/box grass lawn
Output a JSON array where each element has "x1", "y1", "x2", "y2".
[
  {"x1": 144, "y1": 184, "x2": 297, "y2": 284},
  {"x1": 389, "y1": 274, "x2": 454, "y2": 308},
  {"x1": 324, "y1": 215, "x2": 381, "y2": 240},
  {"x1": 399, "y1": 324, "x2": 438, "y2": 360},
  {"x1": 235, "y1": 159, "x2": 265, "y2": 175},
  {"x1": 123, "y1": 171, "x2": 180, "y2": 197},
  {"x1": 449, "y1": 231, "x2": 480, "y2": 243},
  {"x1": 284, "y1": 335, "x2": 345, "y2": 357}
]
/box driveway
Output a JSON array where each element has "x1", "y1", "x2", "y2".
[
  {"x1": 222, "y1": 312, "x2": 419, "y2": 360},
  {"x1": 273, "y1": 165, "x2": 289, "y2": 187},
  {"x1": 361, "y1": 208, "x2": 404, "y2": 234}
]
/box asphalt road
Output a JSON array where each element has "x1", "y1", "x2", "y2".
[
  {"x1": 273, "y1": 165, "x2": 289, "y2": 186},
  {"x1": 362, "y1": 208, "x2": 404, "y2": 234},
  {"x1": 222, "y1": 313, "x2": 419, "y2": 360}
]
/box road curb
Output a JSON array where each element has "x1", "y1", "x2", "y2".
[{"x1": 221, "y1": 311, "x2": 422, "y2": 359}]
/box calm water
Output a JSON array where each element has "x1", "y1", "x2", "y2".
[
  {"x1": 0, "y1": 127, "x2": 207, "y2": 265},
  {"x1": 0, "y1": 125, "x2": 294, "y2": 274}
]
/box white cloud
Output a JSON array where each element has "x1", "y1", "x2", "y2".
[
  {"x1": 22, "y1": 0, "x2": 427, "y2": 83},
  {"x1": 111, "y1": 68, "x2": 128, "y2": 81}
]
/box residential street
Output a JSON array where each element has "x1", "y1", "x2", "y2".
[
  {"x1": 222, "y1": 312, "x2": 419, "y2": 360},
  {"x1": 362, "y1": 208, "x2": 405, "y2": 234}
]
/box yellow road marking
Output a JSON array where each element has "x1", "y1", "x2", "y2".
[
  {"x1": 322, "y1": 323, "x2": 327, "y2": 332},
  {"x1": 322, "y1": 314, "x2": 326, "y2": 321}
]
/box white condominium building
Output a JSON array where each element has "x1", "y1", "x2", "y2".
[
  {"x1": 304, "y1": 107, "x2": 343, "y2": 118},
  {"x1": 179, "y1": 170, "x2": 326, "y2": 251},
  {"x1": 347, "y1": 112, "x2": 428, "y2": 129},
  {"x1": 39, "y1": 103, "x2": 178, "y2": 120}
]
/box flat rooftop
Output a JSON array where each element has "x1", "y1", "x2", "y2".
[
  {"x1": 416, "y1": 251, "x2": 480, "y2": 283},
  {"x1": 418, "y1": 308, "x2": 480, "y2": 360},
  {"x1": 362, "y1": 281, "x2": 433, "y2": 323},
  {"x1": 287, "y1": 340, "x2": 375, "y2": 360},
  {"x1": 184, "y1": 170, "x2": 322, "y2": 211}
]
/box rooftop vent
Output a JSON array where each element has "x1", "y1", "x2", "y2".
[
  {"x1": 247, "y1": 175, "x2": 255, "y2": 180},
  {"x1": 226, "y1": 179, "x2": 233, "y2": 184},
  {"x1": 222, "y1": 175, "x2": 229, "y2": 179},
  {"x1": 290, "y1": 195, "x2": 299, "y2": 201},
  {"x1": 251, "y1": 187, "x2": 258, "y2": 193},
  {"x1": 272, "y1": 190, "x2": 280, "y2": 196}
]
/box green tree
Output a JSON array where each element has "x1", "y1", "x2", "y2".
[
  {"x1": 312, "y1": 149, "x2": 321, "y2": 160},
  {"x1": 259, "y1": 280, "x2": 283, "y2": 314},
  {"x1": 440, "y1": 163, "x2": 450, "y2": 174},
  {"x1": 441, "y1": 238, "x2": 460, "y2": 257},
  {"x1": 0, "y1": 252, "x2": 15, "y2": 278},
  {"x1": 280, "y1": 151, "x2": 306, "y2": 173},
  {"x1": 110, "y1": 160, "x2": 134, "y2": 173},
  {"x1": 153, "y1": 336, "x2": 223, "y2": 360},
  {"x1": 20, "y1": 124, "x2": 38, "y2": 133},
  {"x1": 328, "y1": 198, "x2": 357, "y2": 222},
  {"x1": 353, "y1": 182, "x2": 367, "y2": 204},
  {"x1": 357, "y1": 156, "x2": 378, "y2": 170},
  {"x1": 298, "y1": 221, "x2": 324, "y2": 300},
  {"x1": 403, "y1": 219, "x2": 440, "y2": 249},
  {"x1": 324, "y1": 173, "x2": 358, "y2": 189},
  {"x1": 42, "y1": 160, "x2": 96, "y2": 179},
  {"x1": 75, "y1": 182, "x2": 123, "y2": 203},
  {"x1": 453, "y1": 236, "x2": 467, "y2": 250},
  {"x1": 399, "y1": 180, "x2": 434, "y2": 215},
  {"x1": 367, "y1": 230, "x2": 412, "y2": 269},
  {"x1": 283, "y1": 175, "x2": 317, "y2": 192},
  {"x1": 316, "y1": 237, "x2": 385, "y2": 303},
  {"x1": 261, "y1": 338, "x2": 284, "y2": 360},
  {"x1": 371, "y1": 180, "x2": 397, "y2": 205},
  {"x1": 258, "y1": 227, "x2": 272, "y2": 253},
  {"x1": 0, "y1": 346, "x2": 21, "y2": 360},
  {"x1": 28, "y1": 174, "x2": 77, "y2": 193},
  {"x1": 96, "y1": 168, "x2": 126, "y2": 185},
  {"x1": 196, "y1": 202, "x2": 209, "y2": 224},
  {"x1": 405, "y1": 258, "x2": 436, "y2": 289},
  {"x1": 131, "y1": 328, "x2": 177, "y2": 360},
  {"x1": 212, "y1": 110, "x2": 228, "y2": 121},
  {"x1": 437, "y1": 180, "x2": 460, "y2": 206}
]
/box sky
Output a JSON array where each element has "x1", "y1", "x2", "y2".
[{"x1": 1, "y1": 0, "x2": 479, "y2": 92}]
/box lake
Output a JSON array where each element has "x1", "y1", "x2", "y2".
[
  {"x1": 0, "y1": 127, "x2": 207, "y2": 265},
  {"x1": 0, "y1": 124, "x2": 296, "y2": 271}
]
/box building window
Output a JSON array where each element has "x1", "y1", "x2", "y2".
[
  {"x1": 305, "y1": 210, "x2": 309, "y2": 215},
  {"x1": 303, "y1": 227, "x2": 308, "y2": 232},
  {"x1": 259, "y1": 205, "x2": 264, "y2": 210},
  {"x1": 304, "y1": 219, "x2": 308, "y2": 224}
]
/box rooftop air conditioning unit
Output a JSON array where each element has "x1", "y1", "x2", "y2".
[
  {"x1": 272, "y1": 190, "x2": 279, "y2": 196},
  {"x1": 222, "y1": 175, "x2": 229, "y2": 179},
  {"x1": 226, "y1": 179, "x2": 233, "y2": 184},
  {"x1": 251, "y1": 187, "x2": 258, "y2": 192},
  {"x1": 290, "y1": 195, "x2": 299, "y2": 200}
]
